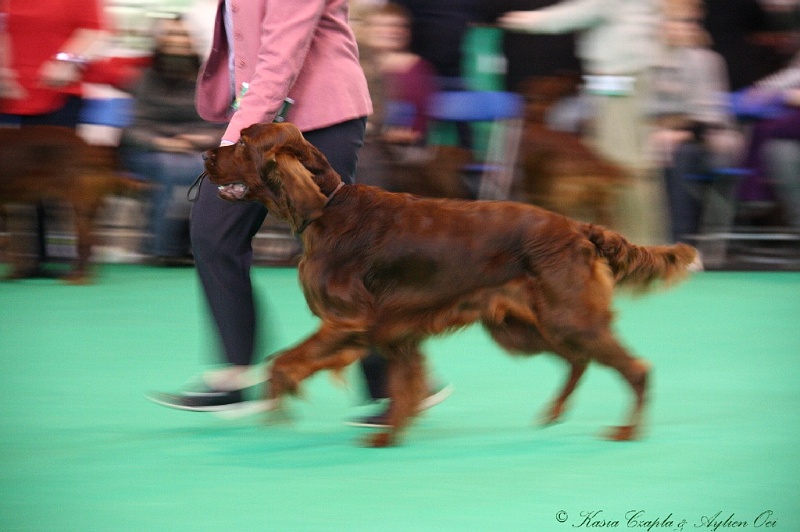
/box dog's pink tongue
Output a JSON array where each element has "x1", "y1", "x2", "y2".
[{"x1": 217, "y1": 183, "x2": 248, "y2": 200}]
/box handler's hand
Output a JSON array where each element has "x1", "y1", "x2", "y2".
[
  {"x1": 0, "y1": 67, "x2": 26, "y2": 99},
  {"x1": 497, "y1": 11, "x2": 543, "y2": 32},
  {"x1": 39, "y1": 59, "x2": 82, "y2": 88}
]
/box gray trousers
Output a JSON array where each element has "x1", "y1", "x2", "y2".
[{"x1": 763, "y1": 139, "x2": 800, "y2": 228}]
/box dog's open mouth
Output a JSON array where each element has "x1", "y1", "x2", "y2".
[{"x1": 217, "y1": 183, "x2": 249, "y2": 201}]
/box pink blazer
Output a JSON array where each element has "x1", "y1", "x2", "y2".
[{"x1": 196, "y1": 0, "x2": 373, "y2": 142}]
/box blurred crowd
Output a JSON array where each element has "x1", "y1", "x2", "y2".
[{"x1": 2, "y1": 0, "x2": 800, "y2": 272}]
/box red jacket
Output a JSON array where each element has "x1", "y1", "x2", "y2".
[
  {"x1": 1, "y1": 0, "x2": 103, "y2": 115},
  {"x1": 196, "y1": 0, "x2": 373, "y2": 142}
]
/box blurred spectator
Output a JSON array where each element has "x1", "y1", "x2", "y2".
[
  {"x1": 397, "y1": 0, "x2": 488, "y2": 151},
  {"x1": 703, "y1": 0, "x2": 770, "y2": 91},
  {"x1": 394, "y1": 0, "x2": 483, "y2": 81},
  {"x1": 119, "y1": 15, "x2": 224, "y2": 265},
  {"x1": 646, "y1": 0, "x2": 744, "y2": 244},
  {"x1": 498, "y1": 0, "x2": 665, "y2": 243},
  {"x1": 362, "y1": 3, "x2": 438, "y2": 155},
  {"x1": 763, "y1": 138, "x2": 800, "y2": 229},
  {"x1": 738, "y1": 49, "x2": 800, "y2": 226},
  {"x1": 184, "y1": 0, "x2": 217, "y2": 60},
  {"x1": 0, "y1": 0, "x2": 108, "y2": 276},
  {"x1": 0, "y1": 20, "x2": 24, "y2": 100},
  {"x1": 480, "y1": 0, "x2": 585, "y2": 136},
  {"x1": 0, "y1": 1, "x2": 108, "y2": 125},
  {"x1": 479, "y1": 0, "x2": 581, "y2": 92}
]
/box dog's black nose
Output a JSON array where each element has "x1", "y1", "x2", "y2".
[{"x1": 202, "y1": 151, "x2": 210, "y2": 161}]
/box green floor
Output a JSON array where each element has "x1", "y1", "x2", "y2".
[{"x1": 1, "y1": 266, "x2": 798, "y2": 531}]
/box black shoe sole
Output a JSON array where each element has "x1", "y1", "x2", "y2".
[{"x1": 145, "y1": 390, "x2": 245, "y2": 412}]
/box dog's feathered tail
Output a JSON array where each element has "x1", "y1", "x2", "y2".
[{"x1": 579, "y1": 223, "x2": 699, "y2": 293}]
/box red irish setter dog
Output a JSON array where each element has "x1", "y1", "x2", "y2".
[
  {"x1": 203, "y1": 122, "x2": 697, "y2": 447},
  {"x1": 0, "y1": 126, "x2": 149, "y2": 283}
]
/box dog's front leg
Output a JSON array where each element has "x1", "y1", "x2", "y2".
[
  {"x1": 67, "y1": 203, "x2": 97, "y2": 284},
  {"x1": 367, "y1": 343, "x2": 427, "y2": 448},
  {"x1": 268, "y1": 324, "x2": 364, "y2": 400}
]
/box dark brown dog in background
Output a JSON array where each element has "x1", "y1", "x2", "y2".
[
  {"x1": 204, "y1": 122, "x2": 697, "y2": 447},
  {"x1": 355, "y1": 141, "x2": 473, "y2": 200},
  {"x1": 0, "y1": 126, "x2": 148, "y2": 284},
  {"x1": 519, "y1": 75, "x2": 628, "y2": 227}
]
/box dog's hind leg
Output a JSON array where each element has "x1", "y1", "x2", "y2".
[
  {"x1": 366, "y1": 341, "x2": 427, "y2": 448},
  {"x1": 484, "y1": 317, "x2": 589, "y2": 426},
  {"x1": 540, "y1": 355, "x2": 588, "y2": 425},
  {"x1": 569, "y1": 330, "x2": 650, "y2": 441}
]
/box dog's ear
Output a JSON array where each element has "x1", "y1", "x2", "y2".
[
  {"x1": 293, "y1": 139, "x2": 328, "y2": 174},
  {"x1": 244, "y1": 124, "x2": 290, "y2": 178},
  {"x1": 259, "y1": 156, "x2": 279, "y2": 185},
  {"x1": 291, "y1": 137, "x2": 343, "y2": 190},
  {"x1": 273, "y1": 151, "x2": 328, "y2": 232}
]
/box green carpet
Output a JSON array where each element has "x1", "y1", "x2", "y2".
[{"x1": 1, "y1": 266, "x2": 798, "y2": 531}]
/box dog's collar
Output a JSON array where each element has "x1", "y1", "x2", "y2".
[
  {"x1": 324, "y1": 182, "x2": 345, "y2": 207},
  {"x1": 296, "y1": 182, "x2": 346, "y2": 234}
]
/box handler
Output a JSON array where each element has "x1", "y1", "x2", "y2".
[{"x1": 149, "y1": 0, "x2": 371, "y2": 411}]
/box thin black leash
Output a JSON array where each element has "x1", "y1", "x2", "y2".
[{"x1": 187, "y1": 171, "x2": 206, "y2": 202}]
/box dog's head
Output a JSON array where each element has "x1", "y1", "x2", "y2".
[{"x1": 203, "y1": 122, "x2": 342, "y2": 233}]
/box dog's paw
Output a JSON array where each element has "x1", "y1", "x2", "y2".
[
  {"x1": 264, "y1": 402, "x2": 293, "y2": 425},
  {"x1": 539, "y1": 401, "x2": 567, "y2": 426},
  {"x1": 363, "y1": 431, "x2": 396, "y2": 448},
  {"x1": 269, "y1": 368, "x2": 301, "y2": 398},
  {"x1": 604, "y1": 425, "x2": 638, "y2": 441},
  {"x1": 63, "y1": 273, "x2": 92, "y2": 285}
]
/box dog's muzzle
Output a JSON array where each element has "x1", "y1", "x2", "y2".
[{"x1": 216, "y1": 183, "x2": 249, "y2": 201}]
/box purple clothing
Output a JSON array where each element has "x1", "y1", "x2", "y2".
[
  {"x1": 384, "y1": 58, "x2": 438, "y2": 138},
  {"x1": 740, "y1": 108, "x2": 800, "y2": 201}
]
